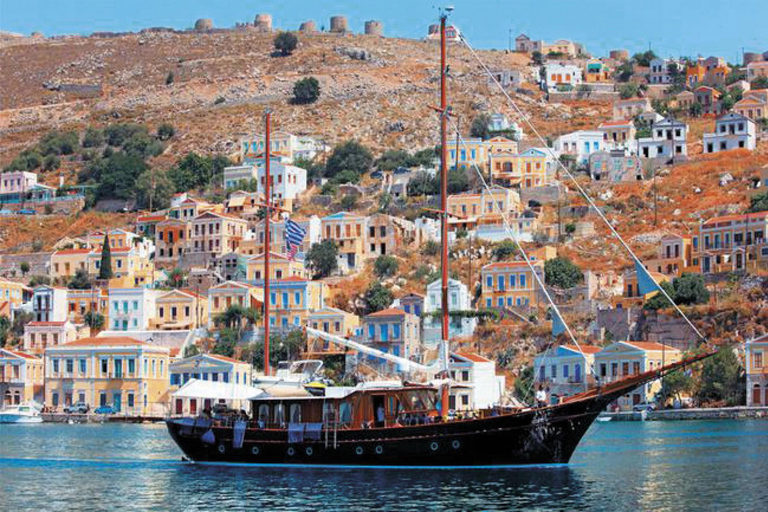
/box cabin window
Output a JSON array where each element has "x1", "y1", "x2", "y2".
[
  {"x1": 340, "y1": 402, "x2": 352, "y2": 425},
  {"x1": 274, "y1": 404, "x2": 285, "y2": 425},
  {"x1": 258, "y1": 404, "x2": 270, "y2": 424},
  {"x1": 290, "y1": 404, "x2": 302, "y2": 423}
]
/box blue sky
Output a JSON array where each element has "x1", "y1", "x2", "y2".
[{"x1": 1, "y1": 0, "x2": 766, "y2": 60}]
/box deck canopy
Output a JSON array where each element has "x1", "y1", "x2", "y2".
[{"x1": 172, "y1": 379, "x2": 265, "y2": 401}]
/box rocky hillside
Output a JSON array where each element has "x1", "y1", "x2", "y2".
[{"x1": 0, "y1": 29, "x2": 592, "y2": 163}]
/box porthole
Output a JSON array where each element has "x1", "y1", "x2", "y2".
[
  {"x1": 430, "y1": 441, "x2": 439, "y2": 452},
  {"x1": 375, "y1": 445, "x2": 383, "y2": 455},
  {"x1": 306, "y1": 447, "x2": 313, "y2": 456},
  {"x1": 355, "y1": 446, "x2": 364, "y2": 455},
  {"x1": 251, "y1": 446, "x2": 260, "y2": 455},
  {"x1": 218, "y1": 444, "x2": 226, "y2": 454},
  {"x1": 451, "y1": 440, "x2": 460, "y2": 450},
  {"x1": 287, "y1": 447, "x2": 295, "y2": 456}
]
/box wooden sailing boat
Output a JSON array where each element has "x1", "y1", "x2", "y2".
[{"x1": 165, "y1": 14, "x2": 713, "y2": 466}]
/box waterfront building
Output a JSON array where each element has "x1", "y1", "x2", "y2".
[
  {"x1": 746, "y1": 333, "x2": 768, "y2": 406},
  {"x1": 169, "y1": 353, "x2": 253, "y2": 415},
  {"x1": 261, "y1": 277, "x2": 325, "y2": 335},
  {"x1": 44, "y1": 336, "x2": 171, "y2": 415},
  {"x1": 448, "y1": 352, "x2": 505, "y2": 410},
  {"x1": 0, "y1": 348, "x2": 44, "y2": 408},
  {"x1": 533, "y1": 344, "x2": 602, "y2": 398},
  {"x1": 593, "y1": 341, "x2": 681, "y2": 410}
]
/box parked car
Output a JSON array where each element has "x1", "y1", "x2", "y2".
[
  {"x1": 64, "y1": 402, "x2": 90, "y2": 414},
  {"x1": 18, "y1": 209, "x2": 37, "y2": 215},
  {"x1": 94, "y1": 405, "x2": 119, "y2": 415},
  {"x1": 633, "y1": 402, "x2": 658, "y2": 412}
]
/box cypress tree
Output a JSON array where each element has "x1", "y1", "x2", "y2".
[{"x1": 98, "y1": 233, "x2": 113, "y2": 280}]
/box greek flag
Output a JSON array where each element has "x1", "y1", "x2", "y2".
[{"x1": 285, "y1": 219, "x2": 306, "y2": 260}]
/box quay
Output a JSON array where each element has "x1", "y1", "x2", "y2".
[
  {"x1": 42, "y1": 413, "x2": 164, "y2": 424},
  {"x1": 604, "y1": 406, "x2": 768, "y2": 422}
]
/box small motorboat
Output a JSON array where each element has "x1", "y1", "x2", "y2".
[{"x1": 0, "y1": 403, "x2": 43, "y2": 424}]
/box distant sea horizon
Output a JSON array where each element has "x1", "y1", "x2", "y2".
[{"x1": 1, "y1": 0, "x2": 767, "y2": 61}]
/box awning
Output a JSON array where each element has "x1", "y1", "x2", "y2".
[{"x1": 172, "y1": 379, "x2": 265, "y2": 400}]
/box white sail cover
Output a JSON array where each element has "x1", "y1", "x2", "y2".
[{"x1": 172, "y1": 379, "x2": 265, "y2": 400}]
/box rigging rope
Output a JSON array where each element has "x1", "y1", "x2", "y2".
[
  {"x1": 455, "y1": 31, "x2": 707, "y2": 343},
  {"x1": 446, "y1": 117, "x2": 597, "y2": 376}
]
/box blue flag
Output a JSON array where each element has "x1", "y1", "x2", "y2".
[{"x1": 634, "y1": 259, "x2": 661, "y2": 295}]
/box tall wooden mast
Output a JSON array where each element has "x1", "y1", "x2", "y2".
[
  {"x1": 263, "y1": 110, "x2": 272, "y2": 376},
  {"x1": 439, "y1": 14, "x2": 450, "y2": 349}
]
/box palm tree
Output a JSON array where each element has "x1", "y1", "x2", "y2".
[{"x1": 214, "y1": 304, "x2": 261, "y2": 340}]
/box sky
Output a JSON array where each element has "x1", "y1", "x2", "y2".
[{"x1": 1, "y1": 0, "x2": 767, "y2": 61}]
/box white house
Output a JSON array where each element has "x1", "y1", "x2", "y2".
[
  {"x1": 448, "y1": 352, "x2": 505, "y2": 410},
  {"x1": 31, "y1": 285, "x2": 68, "y2": 323},
  {"x1": 224, "y1": 158, "x2": 307, "y2": 201},
  {"x1": 649, "y1": 58, "x2": 674, "y2": 85},
  {"x1": 0, "y1": 171, "x2": 38, "y2": 195},
  {"x1": 240, "y1": 131, "x2": 327, "y2": 164},
  {"x1": 543, "y1": 63, "x2": 583, "y2": 92},
  {"x1": 108, "y1": 288, "x2": 159, "y2": 331},
  {"x1": 423, "y1": 278, "x2": 477, "y2": 343},
  {"x1": 703, "y1": 113, "x2": 756, "y2": 154},
  {"x1": 637, "y1": 117, "x2": 688, "y2": 159},
  {"x1": 552, "y1": 130, "x2": 605, "y2": 167}
]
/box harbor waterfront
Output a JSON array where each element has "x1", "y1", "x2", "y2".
[{"x1": 1, "y1": 421, "x2": 767, "y2": 511}]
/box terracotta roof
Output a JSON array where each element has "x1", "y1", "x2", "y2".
[
  {"x1": 169, "y1": 347, "x2": 181, "y2": 357},
  {"x1": 703, "y1": 211, "x2": 768, "y2": 226},
  {"x1": 483, "y1": 261, "x2": 539, "y2": 270},
  {"x1": 27, "y1": 321, "x2": 67, "y2": 327},
  {"x1": 563, "y1": 344, "x2": 602, "y2": 354},
  {"x1": 599, "y1": 119, "x2": 633, "y2": 128},
  {"x1": 367, "y1": 308, "x2": 406, "y2": 318},
  {"x1": 54, "y1": 248, "x2": 93, "y2": 256},
  {"x1": 137, "y1": 214, "x2": 166, "y2": 222},
  {"x1": 61, "y1": 336, "x2": 148, "y2": 347},
  {"x1": 623, "y1": 341, "x2": 678, "y2": 352},
  {"x1": 455, "y1": 352, "x2": 492, "y2": 363},
  {"x1": 208, "y1": 354, "x2": 246, "y2": 364},
  {"x1": 275, "y1": 276, "x2": 308, "y2": 283},
  {"x1": 5, "y1": 350, "x2": 41, "y2": 360}
]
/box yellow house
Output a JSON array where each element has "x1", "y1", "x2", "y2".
[
  {"x1": 208, "y1": 281, "x2": 263, "y2": 328},
  {"x1": 151, "y1": 289, "x2": 208, "y2": 330},
  {"x1": 45, "y1": 336, "x2": 171, "y2": 415},
  {"x1": 530, "y1": 245, "x2": 558, "y2": 262},
  {"x1": 306, "y1": 306, "x2": 361, "y2": 356},
  {"x1": 0, "y1": 278, "x2": 30, "y2": 310},
  {"x1": 87, "y1": 246, "x2": 156, "y2": 288},
  {"x1": 489, "y1": 148, "x2": 550, "y2": 188},
  {"x1": 321, "y1": 211, "x2": 368, "y2": 271},
  {"x1": 594, "y1": 341, "x2": 681, "y2": 410},
  {"x1": 480, "y1": 260, "x2": 544, "y2": 309},
  {"x1": 644, "y1": 234, "x2": 697, "y2": 278},
  {"x1": 246, "y1": 252, "x2": 309, "y2": 281},
  {"x1": 51, "y1": 248, "x2": 93, "y2": 279},
  {"x1": 86, "y1": 229, "x2": 141, "y2": 251},
  {"x1": 447, "y1": 186, "x2": 522, "y2": 231},
  {"x1": 0, "y1": 349, "x2": 44, "y2": 407},
  {"x1": 447, "y1": 136, "x2": 518, "y2": 171},
  {"x1": 262, "y1": 277, "x2": 325, "y2": 334}
]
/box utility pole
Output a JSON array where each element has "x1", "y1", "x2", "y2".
[{"x1": 264, "y1": 110, "x2": 272, "y2": 377}]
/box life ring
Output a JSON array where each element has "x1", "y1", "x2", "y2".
[
  {"x1": 251, "y1": 446, "x2": 260, "y2": 455},
  {"x1": 218, "y1": 444, "x2": 226, "y2": 454},
  {"x1": 451, "y1": 440, "x2": 460, "y2": 450},
  {"x1": 430, "y1": 441, "x2": 439, "y2": 452},
  {"x1": 287, "y1": 447, "x2": 296, "y2": 456},
  {"x1": 305, "y1": 447, "x2": 313, "y2": 456},
  {"x1": 355, "y1": 446, "x2": 364, "y2": 455},
  {"x1": 375, "y1": 445, "x2": 383, "y2": 455}
]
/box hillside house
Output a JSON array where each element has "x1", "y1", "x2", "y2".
[
  {"x1": 703, "y1": 113, "x2": 756, "y2": 153},
  {"x1": 637, "y1": 117, "x2": 688, "y2": 159}
]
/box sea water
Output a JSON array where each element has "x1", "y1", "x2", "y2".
[{"x1": 0, "y1": 420, "x2": 766, "y2": 511}]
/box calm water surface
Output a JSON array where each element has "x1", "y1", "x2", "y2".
[{"x1": 1, "y1": 420, "x2": 766, "y2": 511}]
